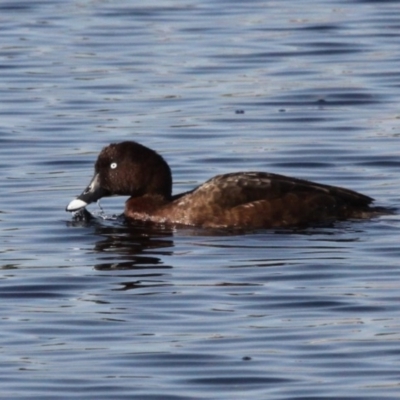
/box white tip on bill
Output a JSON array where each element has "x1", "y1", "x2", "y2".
[{"x1": 66, "y1": 198, "x2": 88, "y2": 212}]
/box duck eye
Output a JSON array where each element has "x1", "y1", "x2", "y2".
[{"x1": 110, "y1": 162, "x2": 117, "y2": 169}]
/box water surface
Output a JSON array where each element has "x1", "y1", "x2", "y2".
[{"x1": 1, "y1": 0, "x2": 400, "y2": 399}]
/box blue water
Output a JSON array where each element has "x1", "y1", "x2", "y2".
[{"x1": 1, "y1": 0, "x2": 400, "y2": 398}]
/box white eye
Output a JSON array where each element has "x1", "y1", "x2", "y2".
[{"x1": 110, "y1": 162, "x2": 117, "y2": 169}]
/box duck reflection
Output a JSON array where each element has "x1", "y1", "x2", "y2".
[{"x1": 67, "y1": 208, "x2": 174, "y2": 273}]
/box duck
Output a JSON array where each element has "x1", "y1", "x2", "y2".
[{"x1": 66, "y1": 141, "x2": 381, "y2": 229}]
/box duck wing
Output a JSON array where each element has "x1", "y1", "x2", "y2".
[
  {"x1": 169, "y1": 172, "x2": 374, "y2": 228},
  {"x1": 191, "y1": 172, "x2": 373, "y2": 208}
]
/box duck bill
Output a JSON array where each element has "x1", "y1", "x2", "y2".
[{"x1": 66, "y1": 173, "x2": 109, "y2": 212}]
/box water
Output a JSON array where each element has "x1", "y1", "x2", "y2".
[{"x1": 1, "y1": 0, "x2": 400, "y2": 398}]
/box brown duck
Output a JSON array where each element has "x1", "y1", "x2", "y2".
[{"x1": 66, "y1": 141, "x2": 383, "y2": 229}]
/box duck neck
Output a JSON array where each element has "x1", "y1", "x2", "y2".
[{"x1": 125, "y1": 193, "x2": 169, "y2": 216}]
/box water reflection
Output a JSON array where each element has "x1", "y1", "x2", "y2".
[{"x1": 67, "y1": 209, "x2": 175, "y2": 271}]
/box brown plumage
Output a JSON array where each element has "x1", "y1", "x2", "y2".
[{"x1": 66, "y1": 141, "x2": 382, "y2": 229}]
